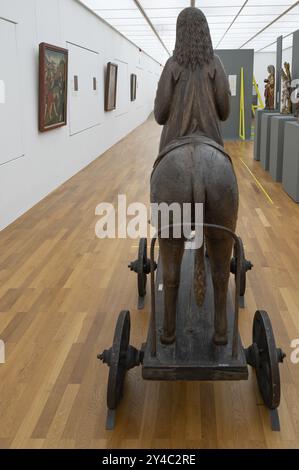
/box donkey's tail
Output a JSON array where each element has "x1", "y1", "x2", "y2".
[{"x1": 194, "y1": 244, "x2": 206, "y2": 307}]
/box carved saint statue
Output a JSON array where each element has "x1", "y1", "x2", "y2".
[
  {"x1": 151, "y1": 8, "x2": 237, "y2": 346},
  {"x1": 264, "y1": 65, "x2": 275, "y2": 110},
  {"x1": 154, "y1": 9, "x2": 230, "y2": 151},
  {"x1": 281, "y1": 62, "x2": 293, "y2": 114},
  {"x1": 294, "y1": 87, "x2": 299, "y2": 121}
]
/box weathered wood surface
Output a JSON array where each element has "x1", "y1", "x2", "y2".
[
  {"x1": 142, "y1": 249, "x2": 248, "y2": 381},
  {"x1": 152, "y1": 7, "x2": 235, "y2": 345}
]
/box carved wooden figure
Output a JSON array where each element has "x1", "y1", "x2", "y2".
[
  {"x1": 151, "y1": 7, "x2": 238, "y2": 346},
  {"x1": 99, "y1": 6, "x2": 285, "y2": 434},
  {"x1": 294, "y1": 87, "x2": 299, "y2": 121},
  {"x1": 264, "y1": 65, "x2": 275, "y2": 110},
  {"x1": 281, "y1": 62, "x2": 293, "y2": 115}
]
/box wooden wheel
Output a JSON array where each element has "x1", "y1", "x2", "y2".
[
  {"x1": 129, "y1": 238, "x2": 156, "y2": 309},
  {"x1": 99, "y1": 311, "x2": 131, "y2": 429},
  {"x1": 137, "y1": 238, "x2": 147, "y2": 299},
  {"x1": 237, "y1": 237, "x2": 246, "y2": 297},
  {"x1": 231, "y1": 237, "x2": 253, "y2": 307},
  {"x1": 252, "y1": 310, "x2": 282, "y2": 410},
  {"x1": 99, "y1": 310, "x2": 142, "y2": 430},
  {"x1": 232, "y1": 236, "x2": 246, "y2": 297},
  {"x1": 107, "y1": 310, "x2": 131, "y2": 411}
]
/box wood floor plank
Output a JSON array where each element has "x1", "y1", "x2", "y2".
[{"x1": 0, "y1": 117, "x2": 298, "y2": 448}]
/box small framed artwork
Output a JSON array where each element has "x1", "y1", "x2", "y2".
[
  {"x1": 74, "y1": 75, "x2": 79, "y2": 91},
  {"x1": 105, "y1": 62, "x2": 118, "y2": 111},
  {"x1": 39, "y1": 43, "x2": 68, "y2": 132},
  {"x1": 93, "y1": 77, "x2": 97, "y2": 91},
  {"x1": 131, "y1": 74, "x2": 137, "y2": 101}
]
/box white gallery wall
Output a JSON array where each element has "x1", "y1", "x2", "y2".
[{"x1": 0, "y1": 0, "x2": 162, "y2": 230}]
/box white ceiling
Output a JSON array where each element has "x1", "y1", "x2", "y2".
[{"x1": 81, "y1": 0, "x2": 299, "y2": 64}]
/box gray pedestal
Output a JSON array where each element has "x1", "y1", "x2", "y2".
[
  {"x1": 260, "y1": 112, "x2": 280, "y2": 171},
  {"x1": 254, "y1": 109, "x2": 274, "y2": 161},
  {"x1": 269, "y1": 115, "x2": 296, "y2": 182},
  {"x1": 282, "y1": 121, "x2": 299, "y2": 202}
]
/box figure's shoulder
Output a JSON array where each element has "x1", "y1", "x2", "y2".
[
  {"x1": 213, "y1": 54, "x2": 224, "y2": 69},
  {"x1": 210, "y1": 55, "x2": 227, "y2": 78},
  {"x1": 162, "y1": 56, "x2": 182, "y2": 80},
  {"x1": 205, "y1": 55, "x2": 218, "y2": 78},
  {"x1": 163, "y1": 56, "x2": 178, "y2": 70}
]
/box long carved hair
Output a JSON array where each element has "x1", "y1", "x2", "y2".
[
  {"x1": 173, "y1": 7, "x2": 214, "y2": 70},
  {"x1": 267, "y1": 65, "x2": 275, "y2": 76}
]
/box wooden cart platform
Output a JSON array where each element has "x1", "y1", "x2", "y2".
[
  {"x1": 99, "y1": 232, "x2": 285, "y2": 431},
  {"x1": 142, "y1": 249, "x2": 248, "y2": 381}
]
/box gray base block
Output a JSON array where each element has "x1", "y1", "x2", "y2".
[
  {"x1": 260, "y1": 112, "x2": 280, "y2": 171},
  {"x1": 269, "y1": 115, "x2": 296, "y2": 182},
  {"x1": 254, "y1": 109, "x2": 275, "y2": 161},
  {"x1": 282, "y1": 121, "x2": 299, "y2": 202}
]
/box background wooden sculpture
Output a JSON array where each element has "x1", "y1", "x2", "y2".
[
  {"x1": 264, "y1": 65, "x2": 275, "y2": 110},
  {"x1": 294, "y1": 87, "x2": 299, "y2": 121},
  {"x1": 151, "y1": 7, "x2": 238, "y2": 346},
  {"x1": 281, "y1": 62, "x2": 293, "y2": 114}
]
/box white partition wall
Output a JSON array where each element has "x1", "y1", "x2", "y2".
[
  {"x1": 114, "y1": 59, "x2": 129, "y2": 118},
  {"x1": 68, "y1": 42, "x2": 103, "y2": 136},
  {"x1": 0, "y1": 0, "x2": 161, "y2": 230},
  {"x1": 136, "y1": 66, "x2": 145, "y2": 110},
  {"x1": 0, "y1": 18, "x2": 23, "y2": 166}
]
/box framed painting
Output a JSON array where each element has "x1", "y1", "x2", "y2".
[
  {"x1": 105, "y1": 62, "x2": 118, "y2": 111},
  {"x1": 39, "y1": 43, "x2": 68, "y2": 132},
  {"x1": 131, "y1": 74, "x2": 137, "y2": 101}
]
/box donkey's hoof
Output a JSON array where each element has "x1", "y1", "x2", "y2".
[
  {"x1": 160, "y1": 333, "x2": 176, "y2": 345},
  {"x1": 213, "y1": 332, "x2": 228, "y2": 346}
]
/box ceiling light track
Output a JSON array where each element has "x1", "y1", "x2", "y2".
[
  {"x1": 240, "y1": 1, "x2": 299, "y2": 48},
  {"x1": 133, "y1": 0, "x2": 171, "y2": 57},
  {"x1": 256, "y1": 31, "x2": 294, "y2": 53},
  {"x1": 216, "y1": 0, "x2": 249, "y2": 49}
]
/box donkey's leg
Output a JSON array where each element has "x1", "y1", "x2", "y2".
[
  {"x1": 159, "y1": 237, "x2": 185, "y2": 345},
  {"x1": 202, "y1": 151, "x2": 239, "y2": 346},
  {"x1": 194, "y1": 244, "x2": 206, "y2": 307},
  {"x1": 205, "y1": 236, "x2": 233, "y2": 345}
]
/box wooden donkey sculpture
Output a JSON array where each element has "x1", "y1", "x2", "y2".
[{"x1": 151, "y1": 7, "x2": 238, "y2": 346}]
